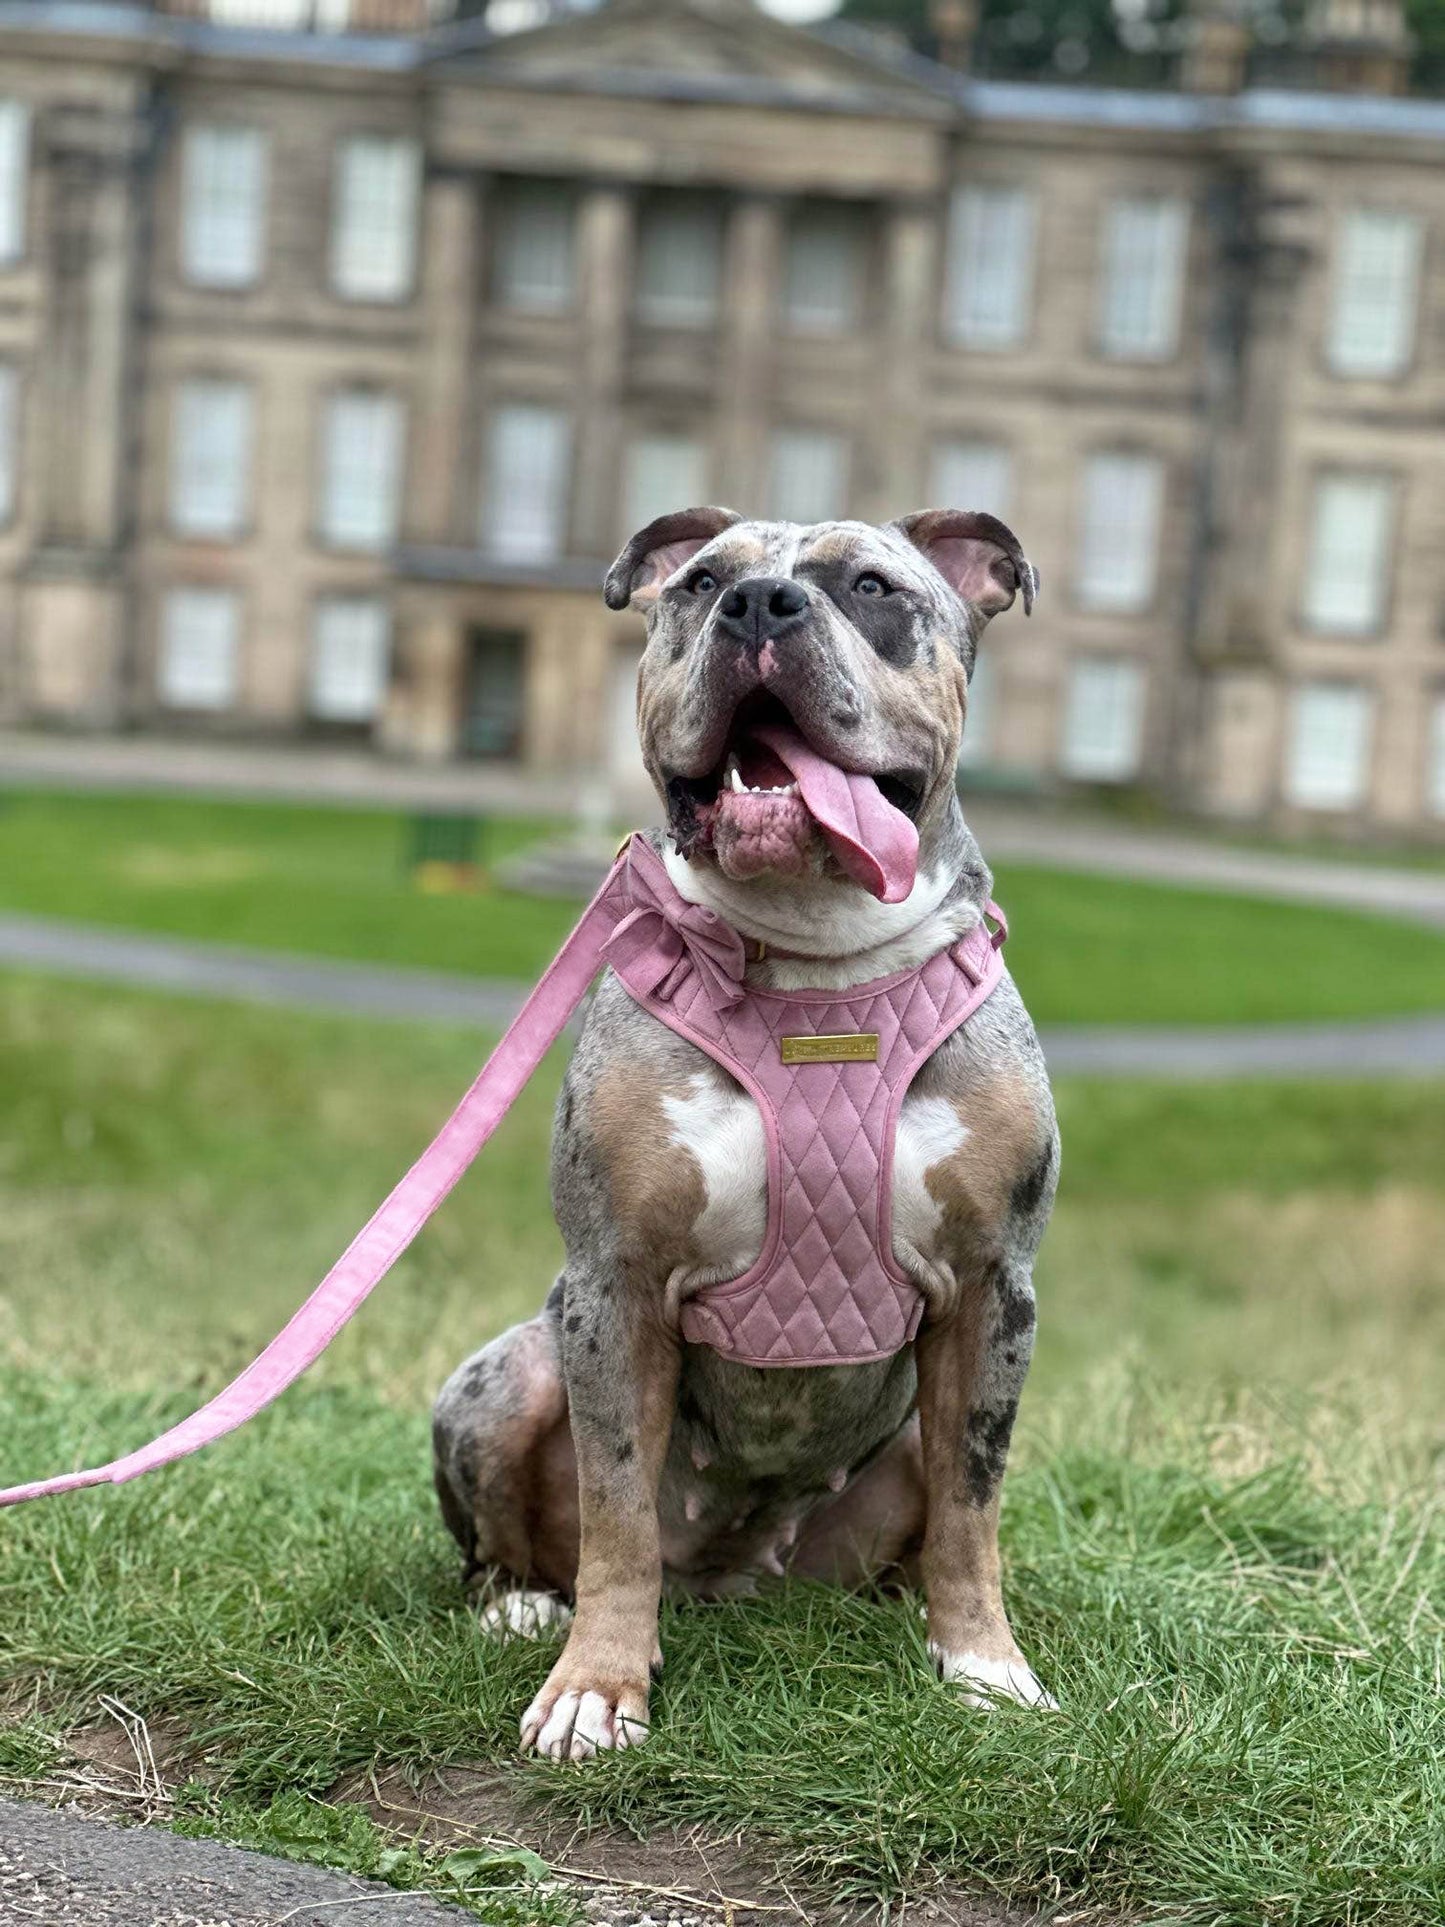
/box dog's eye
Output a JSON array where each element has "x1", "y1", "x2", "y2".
[
  {"x1": 853, "y1": 572, "x2": 889, "y2": 597},
  {"x1": 687, "y1": 569, "x2": 718, "y2": 596}
]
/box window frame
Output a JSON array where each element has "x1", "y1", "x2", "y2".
[
  {"x1": 633, "y1": 193, "x2": 725, "y2": 332},
  {"x1": 329, "y1": 133, "x2": 422, "y2": 306},
  {"x1": 307, "y1": 594, "x2": 393, "y2": 726},
  {"x1": 315, "y1": 385, "x2": 407, "y2": 555},
  {"x1": 179, "y1": 122, "x2": 269, "y2": 293},
  {"x1": 0, "y1": 98, "x2": 30, "y2": 268},
  {"x1": 1325, "y1": 207, "x2": 1425, "y2": 383},
  {"x1": 1298, "y1": 466, "x2": 1398, "y2": 640},
  {"x1": 157, "y1": 585, "x2": 243, "y2": 713},
  {"x1": 941, "y1": 182, "x2": 1039, "y2": 353},
  {"x1": 767, "y1": 425, "x2": 850, "y2": 527},
  {"x1": 1095, "y1": 191, "x2": 1191, "y2": 365},
  {"x1": 1059, "y1": 654, "x2": 1147, "y2": 785},
  {"x1": 1284, "y1": 679, "x2": 1376, "y2": 813},
  {"x1": 167, "y1": 375, "x2": 254, "y2": 542},
  {"x1": 490, "y1": 177, "x2": 578, "y2": 318},
  {"x1": 1074, "y1": 447, "x2": 1167, "y2": 616},
  {"x1": 480, "y1": 400, "x2": 573, "y2": 564}
]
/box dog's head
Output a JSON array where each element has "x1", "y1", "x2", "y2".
[{"x1": 604, "y1": 509, "x2": 1037, "y2": 904}]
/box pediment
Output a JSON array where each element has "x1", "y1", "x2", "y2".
[{"x1": 432, "y1": 0, "x2": 956, "y2": 120}]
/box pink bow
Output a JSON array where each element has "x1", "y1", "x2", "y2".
[{"x1": 602, "y1": 840, "x2": 747, "y2": 1011}]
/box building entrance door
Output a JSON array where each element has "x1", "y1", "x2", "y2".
[{"x1": 462, "y1": 628, "x2": 526, "y2": 759}]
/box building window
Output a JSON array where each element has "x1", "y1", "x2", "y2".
[
  {"x1": 623, "y1": 434, "x2": 708, "y2": 536},
  {"x1": 180, "y1": 125, "x2": 267, "y2": 290},
  {"x1": 0, "y1": 363, "x2": 17, "y2": 524},
  {"x1": 169, "y1": 380, "x2": 252, "y2": 539},
  {"x1": 482, "y1": 403, "x2": 571, "y2": 563},
  {"x1": 929, "y1": 439, "x2": 1013, "y2": 518},
  {"x1": 309, "y1": 597, "x2": 390, "y2": 724},
  {"x1": 1097, "y1": 195, "x2": 1189, "y2": 362},
  {"x1": 1302, "y1": 472, "x2": 1395, "y2": 637},
  {"x1": 1285, "y1": 682, "x2": 1373, "y2": 810},
  {"x1": 769, "y1": 429, "x2": 847, "y2": 525},
  {"x1": 1076, "y1": 451, "x2": 1164, "y2": 613},
  {"x1": 958, "y1": 648, "x2": 997, "y2": 770},
  {"x1": 1060, "y1": 657, "x2": 1145, "y2": 782},
  {"x1": 0, "y1": 99, "x2": 28, "y2": 265},
  {"x1": 1328, "y1": 210, "x2": 1423, "y2": 379},
  {"x1": 943, "y1": 185, "x2": 1036, "y2": 351},
  {"x1": 330, "y1": 136, "x2": 420, "y2": 303},
  {"x1": 1428, "y1": 697, "x2": 1445, "y2": 820},
  {"x1": 492, "y1": 180, "x2": 575, "y2": 315},
  {"x1": 159, "y1": 588, "x2": 240, "y2": 711},
  {"x1": 319, "y1": 390, "x2": 404, "y2": 551},
  {"x1": 782, "y1": 204, "x2": 864, "y2": 336},
  {"x1": 635, "y1": 195, "x2": 723, "y2": 329}
]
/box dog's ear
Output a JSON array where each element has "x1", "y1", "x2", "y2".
[
  {"x1": 604, "y1": 505, "x2": 743, "y2": 612},
  {"x1": 891, "y1": 509, "x2": 1039, "y2": 626}
]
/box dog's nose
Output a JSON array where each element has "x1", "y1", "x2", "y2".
[{"x1": 716, "y1": 576, "x2": 810, "y2": 646}]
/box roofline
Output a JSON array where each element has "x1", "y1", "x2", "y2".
[{"x1": 1, "y1": 3, "x2": 1443, "y2": 146}]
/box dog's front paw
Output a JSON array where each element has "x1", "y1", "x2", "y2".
[
  {"x1": 931, "y1": 1644, "x2": 1059, "y2": 1711},
  {"x1": 520, "y1": 1660, "x2": 651, "y2": 1762}
]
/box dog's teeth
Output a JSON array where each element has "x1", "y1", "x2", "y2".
[{"x1": 727, "y1": 763, "x2": 746, "y2": 793}]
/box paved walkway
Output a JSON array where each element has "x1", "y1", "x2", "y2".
[
  {"x1": 4, "y1": 911, "x2": 1444, "y2": 1077},
  {"x1": 0, "y1": 1796, "x2": 469, "y2": 1926},
  {"x1": 4, "y1": 728, "x2": 1445, "y2": 930}
]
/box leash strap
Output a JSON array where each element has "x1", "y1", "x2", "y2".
[{"x1": 0, "y1": 853, "x2": 631, "y2": 1510}]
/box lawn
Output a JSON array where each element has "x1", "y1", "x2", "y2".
[
  {"x1": 2, "y1": 975, "x2": 1444, "y2": 1923},
  {"x1": 6, "y1": 786, "x2": 1445, "y2": 1025}
]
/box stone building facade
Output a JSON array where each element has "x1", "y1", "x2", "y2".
[{"x1": 0, "y1": 0, "x2": 1442, "y2": 835}]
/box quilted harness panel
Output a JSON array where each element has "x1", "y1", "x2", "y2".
[{"x1": 601, "y1": 840, "x2": 1007, "y2": 1367}]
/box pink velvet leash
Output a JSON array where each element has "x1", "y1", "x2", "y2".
[{"x1": 0, "y1": 853, "x2": 633, "y2": 1510}]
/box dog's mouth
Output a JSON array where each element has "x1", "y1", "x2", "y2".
[{"x1": 665, "y1": 694, "x2": 922, "y2": 904}]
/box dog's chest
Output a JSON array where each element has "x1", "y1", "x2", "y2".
[{"x1": 661, "y1": 1062, "x2": 968, "y2": 1292}]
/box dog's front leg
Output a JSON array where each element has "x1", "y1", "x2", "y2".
[
  {"x1": 519, "y1": 1276, "x2": 679, "y2": 1761},
  {"x1": 915, "y1": 1258, "x2": 1056, "y2": 1710}
]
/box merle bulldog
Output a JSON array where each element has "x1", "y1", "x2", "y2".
[{"x1": 433, "y1": 506, "x2": 1060, "y2": 1761}]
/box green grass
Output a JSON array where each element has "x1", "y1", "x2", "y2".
[
  {"x1": 3, "y1": 975, "x2": 1445, "y2": 1921},
  {"x1": 5, "y1": 787, "x2": 1445, "y2": 1025}
]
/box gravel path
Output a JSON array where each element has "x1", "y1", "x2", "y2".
[
  {"x1": 3, "y1": 912, "x2": 1444, "y2": 1078},
  {"x1": 0, "y1": 1797, "x2": 469, "y2": 1926}
]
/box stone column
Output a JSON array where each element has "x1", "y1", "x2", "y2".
[
  {"x1": 407, "y1": 170, "x2": 481, "y2": 547},
  {"x1": 873, "y1": 199, "x2": 937, "y2": 518},
  {"x1": 21, "y1": 94, "x2": 149, "y2": 725},
  {"x1": 716, "y1": 194, "x2": 782, "y2": 512},
  {"x1": 570, "y1": 184, "x2": 634, "y2": 559}
]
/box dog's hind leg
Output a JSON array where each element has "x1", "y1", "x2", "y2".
[{"x1": 431, "y1": 1288, "x2": 580, "y2": 1608}]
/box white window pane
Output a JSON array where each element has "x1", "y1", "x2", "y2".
[
  {"x1": 170, "y1": 380, "x2": 252, "y2": 538},
  {"x1": 1077, "y1": 452, "x2": 1164, "y2": 613},
  {"x1": 944, "y1": 185, "x2": 1036, "y2": 350},
  {"x1": 1285, "y1": 682, "x2": 1373, "y2": 810},
  {"x1": 320, "y1": 390, "x2": 404, "y2": 550},
  {"x1": 493, "y1": 181, "x2": 575, "y2": 314},
  {"x1": 181, "y1": 126, "x2": 266, "y2": 289},
  {"x1": 1428, "y1": 698, "x2": 1445, "y2": 820},
  {"x1": 929, "y1": 439, "x2": 1013, "y2": 519},
  {"x1": 0, "y1": 99, "x2": 29, "y2": 265},
  {"x1": 958, "y1": 647, "x2": 997, "y2": 769},
  {"x1": 309, "y1": 597, "x2": 390, "y2": 722},
  {"x1": 1302, "y1": 473, "x2": 1394, "y2": 636},
  {"x1": 636, "y1": 197, "x2": 722, "y2": 328},
  {"x1": 483, "y1": 404, "x2": 571, "y2": 562},
  {"x1": 623, "y1": 435, "x2": 707, "y2": 535},
  {"x1": 0, "y1": 364, "x2": 17, "y2": 523},
  {"x1": 783, "y1": 206, "x2": 863, "y2": 335},
  {"x1": 1098, "y1": 196, "x2": 1189, "y2": 361},
  {"x1": 1329, "y1": 211, "x2": 1423, "y2": 379},
  {"x1": 1061, "y1": 657, "x2": 1145, "y2": 782},
  {"x1": 769, "y1": 429, "x2": 847, "y2": 525},
  {"x1": 159, "y1": 588, "x2": 240, "y2": 710},
  {"x1": 331, "y1": 137, "x2": 420, "y2": 302}
]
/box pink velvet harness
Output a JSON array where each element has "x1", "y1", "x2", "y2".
[
  {"x1": 0, "y1": 835, "x2": 1006, "y2": 1507},
  {"x1": 606, "y1": 841, "x2": 1007, "y2": 1366}
]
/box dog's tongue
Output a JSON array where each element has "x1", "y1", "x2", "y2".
[{"x1": 751, "y1": 723, "x2": 918, "y2": 904}]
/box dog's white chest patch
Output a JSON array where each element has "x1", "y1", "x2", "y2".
[{"x1": 663, "y1": 1072, "x2": 966, "y2": 1287}]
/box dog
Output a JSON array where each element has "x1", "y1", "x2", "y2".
[{"x1": 432, "y1": 506, "x2": 1059, "y2": 1761}]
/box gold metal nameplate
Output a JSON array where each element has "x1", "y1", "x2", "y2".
[{"x1": 780, "y1": 1033, "x2": 880, "y2": 1065}]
